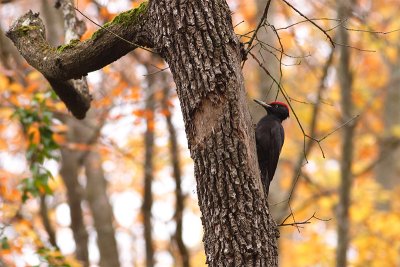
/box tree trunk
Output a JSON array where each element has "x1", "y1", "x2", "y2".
[
  {"x1": 336, "y1": 1, "x2": 355, "y2": 267},
  {"x1": 60, "y1": 147, "x2": 89, "y2": 266},
  {"x1": 40, "y1": 0, "x2": 64, "y2": 46},
  {"x1": 141, "y1": 63, "x2": 156, "y2": 267},
  {"x1": 84, "y1": 149, "x2": 120, "y2": 267},
  {"x1": 375, "y1": 47, "x2": 400, "y2": 193},
  {"x1": 152, "y1": 1, "x2": 279, "y2": 265},
  {"x1": 39, "y1": 195, "x2": 58, "y2": 248},
  {"x1": 60, "y1": 113, "x2": 120, "y2": 267},
  {"x1": 162, "y1": 82, "x2": 190, "y2": 267}
]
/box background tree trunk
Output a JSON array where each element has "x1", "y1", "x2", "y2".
[
  {"x1": 61, "y1": 113, "x2": 120, "y2": 267},
  {"x1": 60, "y1": 146, "x2": 89, "y2": 266},
  {"x1": 84, "y1": 148, "x2": 120, "y2": 267},
  {"x1": 162, "y1": 81, "x2": 190, "y2": 267},
  {"x1": 375, "y1": 47, "x2": 400, "y2": 194},
  {"x1": 336, "y1": 1, "x2": 355, "y2": 266},
  {"x1": 141, "y1": 63, "x2": 156, "y2": 267},
  {"x1": 39, "y1": 195, "x2": 58, "y2": 248},
  {"x1": 40, "y1": 0, "x2": 64, "y2": 46}
]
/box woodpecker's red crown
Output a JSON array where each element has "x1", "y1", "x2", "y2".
[{"x1": 268, "y1": 101, "x2": 289, "y2": 114}]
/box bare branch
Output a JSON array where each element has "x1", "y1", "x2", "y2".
[
  {"x1": 6, "y1": 3, "x2": 152, "y2": 119},
  {"x1": 280, "y1": 0, "x2": 335, "y2": 46},
  {"x1": 279, "y1": 212, "x2": 331, "y2": 227}
]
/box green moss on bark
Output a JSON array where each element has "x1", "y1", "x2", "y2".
[
  {"x1": 15, "y1": 25, "x2": 39, "y2": 36},
  {"x1": 91, "y1": 1, "x2": 148, "y2": 40},
  {"x1": 56, "y1": 39, "x2": 80, "y2": 52}
]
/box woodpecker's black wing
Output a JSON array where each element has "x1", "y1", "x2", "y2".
[{"x1": 255, "y1": 116, "x2": 285, "y2": 195}]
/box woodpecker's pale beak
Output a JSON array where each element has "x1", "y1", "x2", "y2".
[{"x1": 253, "y1": 99, "x2": 271, "y2": 108}]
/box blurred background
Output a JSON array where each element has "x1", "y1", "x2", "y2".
[{"x1": 0, "y1": 0, "x2": 399, "y2": 266}]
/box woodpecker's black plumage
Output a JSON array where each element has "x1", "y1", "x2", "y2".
[{"x1": 254, "y1": 99, "x2": 289, "y2": 196}]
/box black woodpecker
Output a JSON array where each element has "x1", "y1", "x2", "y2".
[{"x1": 254, "y1": 99, "x2": 289, "y2": 196}]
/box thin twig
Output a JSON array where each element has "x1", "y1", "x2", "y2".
[
  {"x1": 233, "y1": 20, "x2": 245, "y2": 29},
  {"x1": 280, "y1": 0, "x2": 335, "y2": 47},
  {"x1": 245, "y1": 0, "x2": 273, "y2": 55},
  {"x1": 302, "y1": 115, "x2": 359, "y2": 159},
  {"x1": 257, "y1": 39, "x2": 311, "y2": 58},
  {"x1": 270, "y1": 25, "x2": 284, "y2": 99},
  {"x1": 256, "y1": 41, "x2": 304, "y2": 66},
  {"x1": 333, "y1": 41, "x2": 375, "y2": 52},
  {"x1": 326, "y1": 18, "x2": 348, "y2": 32},
  {"x1": 143, "y1": 66, "x2": 170, "y2": 77},
  {"x1": 345, "y1": 27, "x2": 400, "y2": 35},
  {"x1": 288, "y1": 202, "x2": 300, "y2": 231},
  {"x1": 318, "y1": 115, "x2": 359, "y2": 142},
  {"x1": 276, "y1": 18, "x2": 341, "y2": 31}
]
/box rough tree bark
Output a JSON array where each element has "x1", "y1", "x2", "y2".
[
  {"x1": 6, "y1": 1, "x2": 279, "y2": 265},
  {"x1": 336, "y1": 1, "x2": 355, "y2": 267}
]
